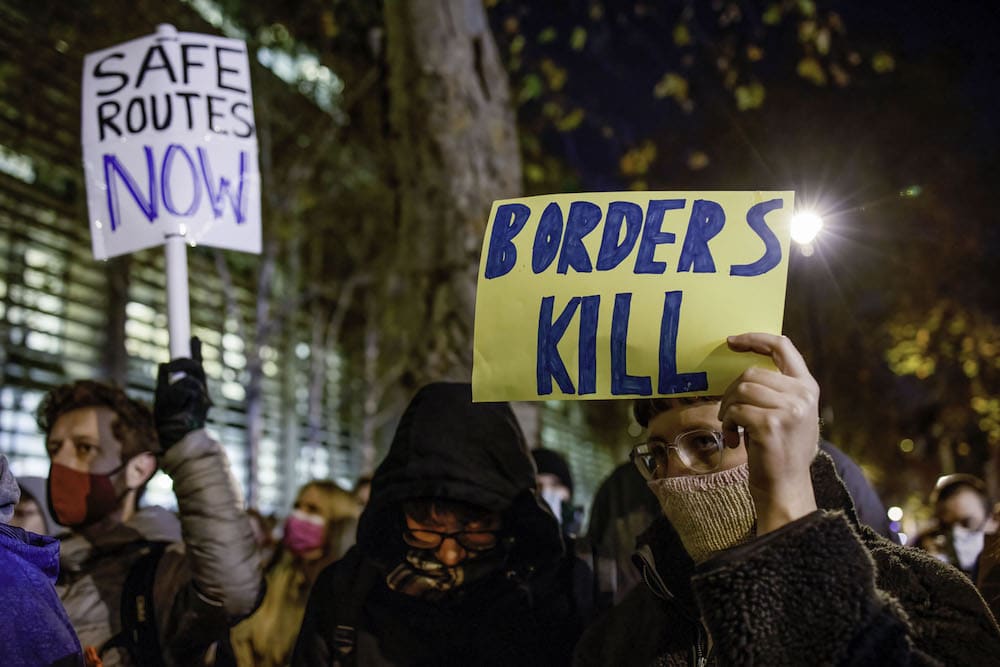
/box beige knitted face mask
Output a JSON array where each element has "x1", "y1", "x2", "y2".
[{"x1": 647, "y1": 463, "x2": 756, "y2": 563}]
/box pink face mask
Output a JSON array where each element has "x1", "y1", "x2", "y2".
[{"x1": 283, "y1": 509, "x2": 327, "y2": 557}]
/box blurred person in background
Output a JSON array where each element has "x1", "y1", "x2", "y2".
[
  {"x1": 532, "y1": 447, "x2": 582, "y2": 538},
  {"x1": 9, "y1": 474, "x2": 56, "y2": 536},
  {"x1": 227, "y1": 480, "x2": 359, "y2": 667},
  {"x1": 916, "y1": 474, "x2": 997, "y2": 580}
]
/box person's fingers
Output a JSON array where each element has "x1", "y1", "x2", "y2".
[
  {"x1": 719, "y1": 369, "x2": 795, "y2": 415},
  {"x1": 156, "y1": 359, "x2": 170, "y2": 388},
  {"x1": 727, "y1": 333, "x2": 811, "y2": 380},
  {"x1": 161, "y1": 357, "x2": 202, "y2": 381},
  {"x1": 190, "y1": 336, "x2": 202, "y2": 363},
  {"x1": 718, "y1": 403, "x2": 770, "y2": 440}
]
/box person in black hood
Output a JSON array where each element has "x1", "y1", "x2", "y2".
[{"x1": 292, "y1": 382, "x2": 591, "y2": 666}]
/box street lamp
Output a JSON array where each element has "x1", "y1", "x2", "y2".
[{"x1": 790, "y1": 210, "x2": 824, "y2": 256}]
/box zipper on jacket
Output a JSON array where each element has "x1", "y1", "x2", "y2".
[{"x1": 694, "y1": 623, "x2": 707, "y2": 667}]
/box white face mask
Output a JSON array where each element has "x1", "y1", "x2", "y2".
[
  {"x1": 541, "y1": 488, "x2": 564, "y2": 525},
  {"x1": 951, "y1": 525, "x2": 985, "y2": 570}
]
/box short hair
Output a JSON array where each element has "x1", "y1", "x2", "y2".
[
  {"x1": 36, "y1": 380, "x2": 158, "y2": 461},
  {"x1": 632, "y1": 395, "x2": 723, "y2": 429},
  {"x1": 931, "y1": 474, "x2": 989, "y2": 508}
]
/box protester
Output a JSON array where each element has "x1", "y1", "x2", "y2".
[
  {"x1": 40, "y1": 340, "x2": 261, "y2": 666},
  {"x1": 585, "y1": 461, "x2": 661, "y2": 605},
  {"x1": 584, "y1": 437, "x2": 897, "y2": 606},
  {"x1": 293, "y1": 382, "x2": 592, "y2": 666},
  {"x1": 0, "y1": 453, "x2": 84, "y2": 666},
  {"x1": 228, "y1": 480, "x2": 358, "y2": 667},
  {"x1": 9, "y1": 474, "x2": 55, "y2": 535},
  {"x1": 575, "y1": 333, "x2": 1000, "y2": 665},
  {"x1": 532, "y1": 447, "x2": 582, "y2": 538},
  {"x1": 916, "y1": 473, "x2": 997, "y2": 580}
]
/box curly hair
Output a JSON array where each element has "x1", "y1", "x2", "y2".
[
  {"x1": 36, "y1": 380, "x2": 158, "y2": 460},
  {"x1": 632, "y1": 395, "x2": 723, "y2": 429}
]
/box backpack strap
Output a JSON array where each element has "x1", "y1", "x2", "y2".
[
  {"x1": 329, "y1": 556, "x2": 381, "y2": 666},
  {"x1": 101, "y1": 541, "x2": 170, "y2": 667}
]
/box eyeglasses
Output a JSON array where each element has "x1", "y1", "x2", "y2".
[
  {"x1": 630, "y1": 429, "x2": 730, "y2": 480},
  {"x1": 402, "y1": 526, "x2": 501, "y2": 552}
]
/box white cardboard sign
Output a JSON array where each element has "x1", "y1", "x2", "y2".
[{"x1": 81, "y1": 26, "x2": 261, "y2": 259}]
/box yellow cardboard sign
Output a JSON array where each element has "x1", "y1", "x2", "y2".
[{"x1": 472, "y1": 191, "x2": 793, "y2": 402}]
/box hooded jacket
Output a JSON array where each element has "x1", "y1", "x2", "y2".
[
  {"x1": 293, "y1": 382, "x2": 588, "y2": 666},
  {"x1": 54, "y1": 429, "x2": 261, "y2": 666},
  {"x1": 0, "y1": 454, "x2": 83, "y2": 666},
  {"x1": 574, "y1": 453, "x2": 1000, "y2": 666}
]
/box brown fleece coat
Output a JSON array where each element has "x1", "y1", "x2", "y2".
[{"x1": 574, "y1": 453, "x2": 1000, "y2": 666}]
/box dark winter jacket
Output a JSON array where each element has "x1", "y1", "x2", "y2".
[
  {"x1": 574, "y1": 453, "x2": 1000, "y2": 666},
  {"x1": 292, "y1": 382, "x2": 591, "y2": 666}
]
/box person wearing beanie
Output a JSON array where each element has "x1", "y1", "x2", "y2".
[
  {"x1": 293, "y1": 382, "x2": 593, "y2": 666},
  {"x1": 575, "y1": 333, "x2": 1000, "y2": 666},
  {"x1": 531, "y1": 448, "x2": 580, "y2": 536},
  {"x1": 0, "y1": 454, "x2": 84, "y2": 666}
]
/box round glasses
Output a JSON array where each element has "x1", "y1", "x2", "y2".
[
  {"x1": 402, "y1": 526, "x2": 500, "y2": 552},
  {"x1": 630, "y1": 429, "x2": 729, "y2": 480}
]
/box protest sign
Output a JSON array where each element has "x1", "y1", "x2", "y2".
[
  {"x1": 81, "y1": 24, "x2": 261, "y2": 260},
  {"x1": 472, "y1": 191, "x2": 794, "y2": 402}
]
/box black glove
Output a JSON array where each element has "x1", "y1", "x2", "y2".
[{"x1": 155, "y1": 336, "x2": 212, "y2": 450}]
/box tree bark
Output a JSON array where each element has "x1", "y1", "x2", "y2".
[{"x1": 382, "y1": 0, "x2": 522, "y2": 392}]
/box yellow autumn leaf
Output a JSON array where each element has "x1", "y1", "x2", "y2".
[
  {"x1": 687, "y1": 151, "x2": 710, "y2": 170},
  {"x1": 673, "y1": 23, "x2": 692, "y2": 47},
  {"x1": 540, "y1": 59, "x2": 567, "y2": 91},
  {"x1": 762, "y1": 3, "x2": 782, "y2": 25},
  {"x1": 555, "y1": 108, "x2": 585, "y2": 132},
  {"x1": 653, "y1": 72, "x2": 688, "y2": 101},
  {"x1": 734, "y1": 82, "x2": 766, "y2": 110},
  {"x1": 872, "y1": 51, "x2": 896, "y2": 73},
  {"x1": 797, "y1": 57, "x2": 827, "y2": 85}
]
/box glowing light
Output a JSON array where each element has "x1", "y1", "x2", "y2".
[
  {"x1": 790, "y1": 210, "x2": 823, "y2": 245},
  {"x1": 897, "y1": 532, "x2": 908, "y2": 545},
  {"x1": 899, "y1": 438, "x2": 914, "y2": 453},
  {"x1": 887, "y1": 506, "x2": 903, "y2": 522}
]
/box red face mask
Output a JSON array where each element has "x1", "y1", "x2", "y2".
[{"x1": 47, "y1": 462, "x2": 125, "y2": 527}]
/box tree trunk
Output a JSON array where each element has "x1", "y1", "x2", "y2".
[{"x1": 382, "y1": 0, "x2": 521, "y2": 392}]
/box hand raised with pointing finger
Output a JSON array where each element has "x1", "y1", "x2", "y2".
[
  {"x1": 719, "y1": 333, "x2": 820, "y2": 534},
  {"x1": 155, "y1": 336, "x2": 212, "y2": 451}
]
